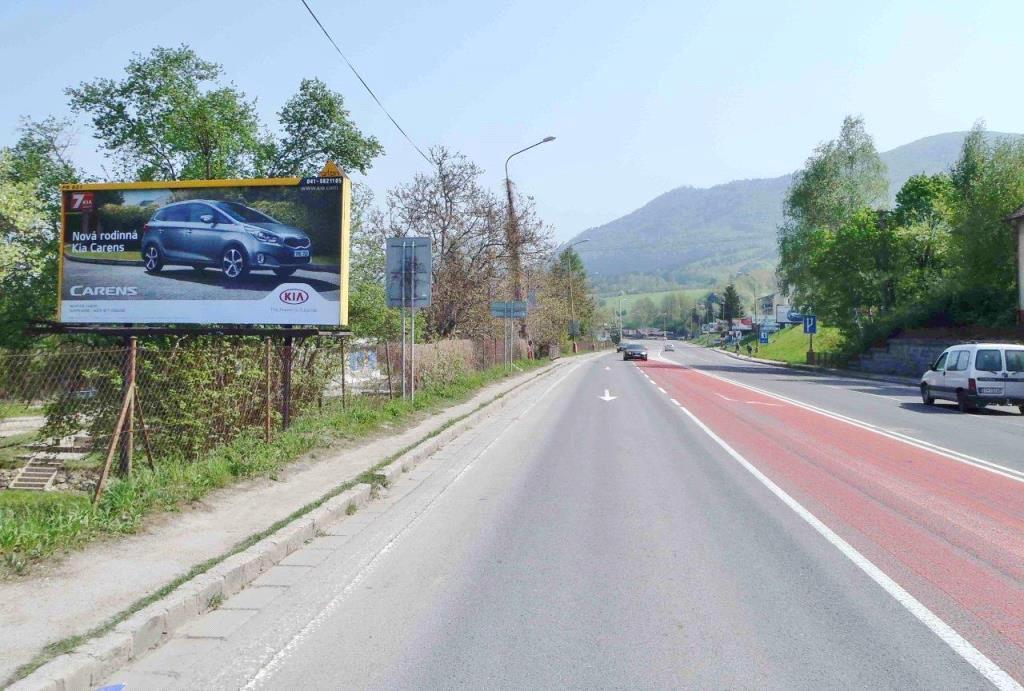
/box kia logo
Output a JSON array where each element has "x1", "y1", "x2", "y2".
[{"x1": 279, "y1": 289, "x2": 309, "y2": 305}]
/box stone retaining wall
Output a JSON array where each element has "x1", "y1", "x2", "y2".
[{"x1": 849, "y1": 337, "x2": 959, "y2": 378}]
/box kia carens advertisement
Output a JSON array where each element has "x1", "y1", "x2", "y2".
[{"x1": 58, "y1": 176, "x2": 351, "y2": 326}]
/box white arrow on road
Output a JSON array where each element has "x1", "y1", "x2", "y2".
[
  {"x1": 599, "y1": 389, "x2": 618, "y2": 402},
  {"x1": 604, "y1": 366, "x2": 611, "y2": 371}
]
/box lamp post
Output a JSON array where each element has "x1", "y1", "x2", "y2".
[
  {"x1": 505, "y1": 137, "x2": 556, "y2": 340},
  {"x1": 563, "y1": 238, "x2": 589, "y2": 352}
]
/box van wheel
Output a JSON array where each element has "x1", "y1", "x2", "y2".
[
  {"x1": 1019, "y1": 405, "x2": 1024, "y2": 415},
  {"x1": 920, "y1": 384, "x2": 934, "y2": 406},
  {"x1": 221, "y1": 246, "x2": 249, "y2": 280},
  {"x1": 143, "y1": 244, "x2": 163, "y2": 273},
  {"x1": 956, "y1": 391, "x2": 973, "y2": 413}
]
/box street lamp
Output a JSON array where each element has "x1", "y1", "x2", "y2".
[
  {"x1": 505, "y1": 136, "x2": 556, "y2": 326},
  {"x1": 562, "y1": 238, "x2": 589, "y2": 352}
]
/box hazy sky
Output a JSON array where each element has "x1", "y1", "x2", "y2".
[{"x1": 2, "y1": 0, "x2": 1023, "y2": 240}]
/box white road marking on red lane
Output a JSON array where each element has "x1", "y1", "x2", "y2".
[
  {"x1": 673, "y1": 401, "x2": 1023, "y2": 691},
  {"x1": 653, "y1": 352, "x2": 1024, "y2": 484},
  {"x1": 657, "y1": 387, "x2": 667, "y2": 394},
  {"x1": 715, "y1": 393, "x2": 738, "y2": 402}
]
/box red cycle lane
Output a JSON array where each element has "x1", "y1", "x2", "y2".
[{"x1": 638, "y1": 359, "x2": 1024, "y2": 679}]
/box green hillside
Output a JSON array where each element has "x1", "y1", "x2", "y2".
[{"x1": 574, "y1": 131, "x2": 1021, "y2": 293}]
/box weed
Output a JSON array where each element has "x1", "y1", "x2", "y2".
[{"x1": 345, "y1": 503, "x2": 357, "y2": 516}]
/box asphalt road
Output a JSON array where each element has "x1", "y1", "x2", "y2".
[
  {"x1": 61, "y1": 261, "x2": 339, "y2": 301},
  {"x1": 103, "y1": 348, "x2": 1023, "y2": 689}
]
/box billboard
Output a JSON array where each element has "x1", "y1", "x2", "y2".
[
  {"x1": 775, "y1": 305, "x2": 804, "y2": 324},
  {"x1": 58, "y1": 176, "x2": 350, "y2": 326}
]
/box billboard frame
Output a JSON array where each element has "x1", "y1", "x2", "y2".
[{"x1": 57, "y1": 175, "x2": 352, "y2": 328}]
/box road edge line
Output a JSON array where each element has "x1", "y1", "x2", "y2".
[
  {"x1": 654, "y1": 352, "x2": 1024, "y2": 483},
  {"x1": 675, "y1": 402, "x2": 1022, "y2": 691}
]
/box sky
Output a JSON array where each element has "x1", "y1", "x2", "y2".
[{"x1": 2, "y1": 0, "x2": 1024, "y2": 241}]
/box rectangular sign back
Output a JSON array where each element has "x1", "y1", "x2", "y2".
[
  {"x1": 58, "y1": 176, "x2": 351, "y2": 326},
  {"x1": 385, "y1": 237, "x2": 432, "y2": 308}
]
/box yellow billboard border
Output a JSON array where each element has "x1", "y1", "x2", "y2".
[{"x1": 57, "y1": 176, "x2": 350, "y2": 327}]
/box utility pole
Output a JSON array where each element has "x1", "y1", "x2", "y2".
[{"x1": 505, "y1": 136, "x2": 555, "y2": 340}]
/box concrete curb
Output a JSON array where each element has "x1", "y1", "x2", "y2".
[
  {"x1": 8, "y1": 357, "x2": 582, "y2": 691},
  {"x1": 709, "y1": 347, "x2": 919, "y2": 387}
]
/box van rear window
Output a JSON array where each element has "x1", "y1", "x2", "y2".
[
  {"x1": 1006, "y1": 350, "x2": 1024, "y2": 372},
  {"x1": 975, "y1": 350, "x2": 1002, "y2": 372}
]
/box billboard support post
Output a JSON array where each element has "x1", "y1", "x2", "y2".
[
  {"x1": 282, "y1": 332, "x2": 293, "y2": 429},
  {"x1": 341, "y1": 337, "x2": 347, "y2": 410},
  {"x1": 118, "y1": 335, "x2": 135, "y2": 477},
  {"x1": 264, "y1": 337, "x2": 272, "y2": 443},
  {"x1": 93, "y1": 336, "x2": 154, "y2": 504}
]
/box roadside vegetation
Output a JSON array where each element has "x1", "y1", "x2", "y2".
[
  {"x1": 777, "y1": 117, "x2": 1024, "y2": 357},
  {"x1": 0, "y1": 357, "x2": 547, "y2": 577},
  {"x1": 740, "y1": 325, "x2": 845, "y2": 365}
]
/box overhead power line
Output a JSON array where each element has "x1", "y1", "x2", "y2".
[{"x1": 298, "y1": 0, "x2": 432, "y2": 166}]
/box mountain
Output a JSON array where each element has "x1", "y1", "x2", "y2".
[{"x1": 572, "y1": 131, "x2": 1020, "y2": 293}]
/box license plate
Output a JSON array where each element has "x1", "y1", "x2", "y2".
[
  {"x1": 293, "y1": 249, "x2": 309, "y2": 258},
  {"x1": 979, "y1": 387, "x2": 1002, "y2": 394}
]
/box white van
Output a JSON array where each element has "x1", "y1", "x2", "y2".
[{"x1": 919, "y1": 343, "x2": 1024, "y2": 413}]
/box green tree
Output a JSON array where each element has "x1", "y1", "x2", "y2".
[
  {"x1": 555, "y1": 248, "x2": 594, "y2": 338},
  {"x1": 0, "y1": 118, "x2": 83, "y2": 346},
  {"x1": 67, "y1": 46, "x2": 383, "y2": 182},
  {"x1": 259, "y1": 78, "x2": 383, "y2": 177},
  {"x1": 722, "y1": 283, "x2": 744, "y2": 322},
  {"x1": 778, "y1": 116, "x2": 888, "y2": 308},
  {"x1": 67, "y1": 45, "x2": 260, "y2": 180},
  {"x1": 629, "y1": 296, "x2": 656, "y2": 328},
  {"x1": 947, "y1": 125, "x2": 1024, "y2": 315},
  {"x1": 893, "y1": 173, "x2": 954, "y2": 296}
]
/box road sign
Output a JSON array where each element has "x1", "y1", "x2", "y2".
[
  {"x1": 490, "y1": 300, "x2": 527, "y2": 318},
  {"x1": 386, "y1": 237, "x2": 432, "y2": 308},
  {"x1": 803, "y1": 315, "x2": 818, "y2": 334},
  {"x1": 759, "y1": 330, "x2": 769, "y2": 344}
]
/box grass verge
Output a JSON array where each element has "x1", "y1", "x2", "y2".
[
  {"x1": 0, "y1": 358, "x2": 548, "y2": 578},
  {"x1": 736, "y1": 324, "x2": 845, "y2": 365}
]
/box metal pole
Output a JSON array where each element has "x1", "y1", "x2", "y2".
[
  {"x1": 401, "y1": 241, "x2": 407, "y2": 400},
  {"x1": 282, "y1": 332, "x2": 293, "y2": 429},
  {"x1": 410, "y1": 244, "x2": 416, "y2": 403},
  {"x1": 118, "y1": 336, "x2": 136, "y2": 477},
  {"x1": 264, "y1": 337, "x2": 271, "y2": 442},
  {"x1": 341, "y1": 337, "x2": 347, "y2": 410}
]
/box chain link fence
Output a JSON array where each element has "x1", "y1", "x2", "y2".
[{"x1": 0, "y1": 335, "x2": 562, "y2": 493}]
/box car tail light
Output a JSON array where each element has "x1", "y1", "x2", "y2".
[
  {"x1": 142, "y1": 223, "x2": 150, "y2": 233},
  {"x1": 968, "y1": 378, "x2": 977, "y2": 394}
]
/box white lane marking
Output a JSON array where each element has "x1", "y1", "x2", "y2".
[
  {"x1": 243, "y1": 360, "x2": 586, "y2": 688},
  {"x1": 657, "y1": 387, "x2": 667, "y2": 394},
  {"x1": 604, "y1": 366, "x2": 611, "y2": 371},
  {"x1": 670, "y1": 399, "x2": 681, "y2": 406},
  {"x1": 654, "y1": 352, "x2": 1024, "y2": 484},
  {"x1": 674, "y1": 402, "x2": 1022, "y2": 691},
  {"x1": 715, "y1": 393, "x2": 738, "y2": 402},
  {"x1": 747, "y1": 400, "x2": 783, "y2": 407},
  {"x1": 599, "y1": 388, "x2": 618, "y2": 402}
]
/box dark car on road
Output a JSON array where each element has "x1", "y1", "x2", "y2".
[
  {"x1": 141, "y1": 200, "x2": 313, "y2": 281},
  {"x1": 623, "y1": 343, "x2": 648, "y2": 361}
]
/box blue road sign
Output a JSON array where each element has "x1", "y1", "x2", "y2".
[
  {"x1": 803, "y1": 315, "x2": 818, "y2": 334},
  {"x1": 759, "y1": 331, "x2": 769, "y2": 344}
]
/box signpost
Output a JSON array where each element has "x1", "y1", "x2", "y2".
[
  {"x1": 803, "y1": 314, "x2": 818, "y2": 361},
  {"x1": 386, "y1": 237, "x2": 432, "y2": 401},
  {"x1": 759, "y1": 330, "x2": 769, "y2": 345},
  {"x1": 490, "y1": 300, "x2": 528, "y2": 369}
]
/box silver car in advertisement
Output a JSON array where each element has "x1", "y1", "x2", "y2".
[{"x1": 141, "y1": 200, "x2": 313, "y2": 280}]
